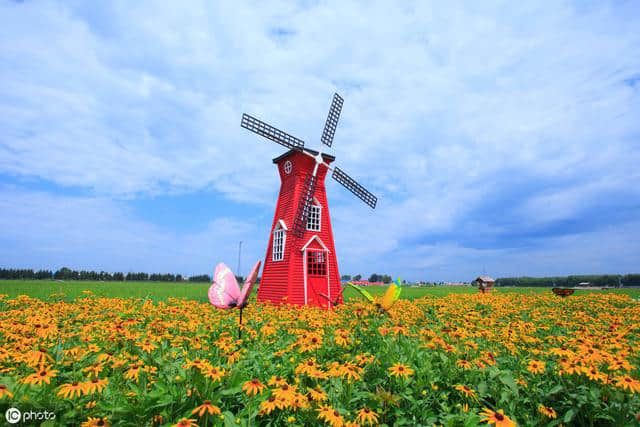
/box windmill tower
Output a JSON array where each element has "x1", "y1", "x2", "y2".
[{"x1": 241, "y1": 93, "x2": 377, "y2": 309}]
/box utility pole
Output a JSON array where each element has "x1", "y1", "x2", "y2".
[{"x1": 237, "y1": 241, "x2": 243, "y2": 278}]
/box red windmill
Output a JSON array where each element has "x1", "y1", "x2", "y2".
[{"x1": 241, "y1": 93, "x2": 377, "y2": 309}]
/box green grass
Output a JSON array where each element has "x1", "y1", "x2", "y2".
[{"x1": 1, "y1": 279, "x2": 639, "y2": 302}]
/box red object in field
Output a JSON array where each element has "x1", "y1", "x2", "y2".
[
  {"x1": 258, "y1": 149, "x2": 342, "y2": 309},
  {"x1": 552, "y1": 288, "x2": 575, "y2": 297}
]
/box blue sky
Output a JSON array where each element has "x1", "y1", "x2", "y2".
[{"x1": 1, "y1": 1, "x2": 639, "y2": 281}]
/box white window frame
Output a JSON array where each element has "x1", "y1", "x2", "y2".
[
  {"x1": 272, "y1": 221, "x2": 286, "y2": 262},
  {"x1": 307, "y1": 204, "x2": 321, "y2": 231}
]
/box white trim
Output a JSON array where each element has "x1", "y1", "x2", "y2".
[
  {"x1": 300, "y1": 235, "x2": 330, "y2": 252},
  {"x1": 274, "y1": 219, "x2": 288, "y2": 231},
  {"x1": 326, "y1": 253, "x2": 331, "y2": 310},
  {"x1": 306, "y1": 204, "x2": 321, "y2": 232},
  {"x1": 303, "y1": 249, "x2": 308, "y2": 304},
  {"x1": 272, "y1": 220, "x2": 286, "y2": 262}
]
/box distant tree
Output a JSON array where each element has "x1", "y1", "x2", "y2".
[
  {"x1": 54, "y1": 267, "x2": 73, "y2": 280},
  {"x1": 35, "y1": 269, "x2": 53, "y2": 279},
  {"x1": 353, "y1": 274, "x2": 362, "y2": 281},
  {"x1": 368, "y1": 273, "x2": 379, "y2": 282},
  {"x1": 381, "y1": 275, "x2": 392, "y2": 284},
  {"x1": 341, "y1": 275, "x2": 352, "y2": 281},
  {"x1": 235, "y1": 275, "x2": 244, "y2": 283}
]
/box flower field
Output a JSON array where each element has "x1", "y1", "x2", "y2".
[{"x1": 1, "y1": 291, "x2": 639, "y2": 426}]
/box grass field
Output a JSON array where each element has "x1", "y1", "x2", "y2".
[{"x1": 1, "y1": 279, "x2": 639, "y2": 301}]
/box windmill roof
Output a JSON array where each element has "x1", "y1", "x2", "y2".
[
  {"x1": 272, "y1": 148, "x2": 336, "y2": 164},
  {"x1": 475, "y1": 276, "x2": 495, "y2": 282}
]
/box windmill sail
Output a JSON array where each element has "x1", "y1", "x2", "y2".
[
  {"x1": 241, "y1": 114, "x2": 305, "y2": 150},
  {"x1": 332, "y1": 167, "x2": 377, "y2": 209},
  {"x1": 292, "y1": 173, "x2": 317, "y2": 237},
  {"x1": 321, "y1": 93, "x2": 344, "y2": 147}
]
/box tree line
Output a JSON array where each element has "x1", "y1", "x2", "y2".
[
  {"x1": 340, "y1": 274, "x2": 394, "y2": 283},
  {"x1": 0, "y1": 267, "x2": 213, "y2": 282},
  {"x1": 495, "y1": 274, "x2": 640, "y2": 287}
]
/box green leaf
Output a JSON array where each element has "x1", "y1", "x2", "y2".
[
  {"x1": 221, "y1": 386, "x2": 242, "y2": 396},
  {"x1": 464, "y1": 414, "x2": 482, "y2": 427},
  {"x1": 563, "y1": 409, "x2": 575, "y2": 423},
  {"x1": 498, "y1": 373, "x2": 518, "y2": 394},
  {"x1": 223, "y1": 410, "x2": 237, "y2": 427},
  {"x1": 548, "y1": 384, "x2": 563, "y2": 394},
  {"x1": 478, "y1": 381, "x2": 487, "y2": 395}
]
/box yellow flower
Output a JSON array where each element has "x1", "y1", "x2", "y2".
[
  {"x1": 242, "y1": 379, "x2": 266, "y2": 396},
  {"x1": 479, "y1": 408, "x2": 516, "y2": 427},
  {"x1": 388, "y1": 363, "x2": 414, "y2": 378},
  {"x1": 82, "y1": 377, "x2": 108, "y2": 394},
  {"x1": 456, "y1": 359, "x2": 473, "y2": 370},
  {"x1": 454, "y1": 384, "x2": 476, "y2": 399},
  {"x1": 203, "y1": 366, "x2": 225, "y2": 382},
  {"x1": 57, "y1": 382, "x2": 85, "y2": 399},
  {"x1": 191, "y1": 400, "x2": 221, "y2": 417},
  {"x1": 259, "y1": 396, "x2": 278, "y2": 415},
  {"x1": 356, "y1": 407, "x2": 379, "y2": 426},
  {"x1": 81, "y1": 417, "x2": 110, "y2": 427},
  {"x1": 538, "y1": 404, "x2": 557, "y2": 419},
  {"x1": 124, "y1": 364, "x2": 141, "y2": 382},
  {"x1": 268, "y1": 375, "x2": 287, "y2": 386},
  {"x1": 614, "y1": 375, "x2": 640, "y2": 393},
  {"x1": 22, "y1": 365, "x2": 58, "y2": 386},
  {"x1": 307, "y1": 386, "x2": 328, "y2": 402},
  {"x1": 317, "y1": 405, "x2": 344, "y2": 427},
  {"x1": 582, "y1": 366, "x2": 606, "y2": 382},
  {"x1": 83, "y1": 363, "x2": 104, "y2": 378},
  {"x1": 526, "y1": 360, "x2": 545, "y2": 374},
  {"x1": 173, "y1": 419, "x2": 198, "y2": 427},
  {"x1": 0, "y1": 384, "x2": 13, "y2": 399}
]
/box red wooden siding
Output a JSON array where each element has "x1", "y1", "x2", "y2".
[{"x1": 257, "y1": 150, "x2": 342, "y2": 308}]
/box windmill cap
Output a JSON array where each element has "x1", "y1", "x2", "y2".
[{"x1": 272, "y1": 148, "x2": 336, "y2": 164}]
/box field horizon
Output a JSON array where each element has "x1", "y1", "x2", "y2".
[{"x1": 2, "y1": 279, "x2": 639, "y2": 302}]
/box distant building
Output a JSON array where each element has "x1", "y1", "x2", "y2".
[
  {"x1": 445, "y1": 282, "x2": 469, "y2": 286},
  {"x1": 473, "y1": 276, "x2": 495, "y2": 293},
  {"x1": 577, "y1": 282, "x2": 592, "y2": 287}
]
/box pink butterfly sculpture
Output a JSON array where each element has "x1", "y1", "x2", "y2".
[{"x1": 208, "y1": 260, "x2": 261, "y2": 339}]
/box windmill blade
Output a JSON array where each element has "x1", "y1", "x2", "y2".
[
  {"x1": 332, "y1": 167, "x2": 377, "y2": 209},
  {"x1": 241, "y1": 113, "x2": 305, "y2": 150},
  {"x1": 292, "y1": 173, "x2": 317, "y2": 237},
  {"x1": 320, "y1": 93, "x2": 344, "y2": 147}
]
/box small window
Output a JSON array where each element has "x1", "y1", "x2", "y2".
[
  {"x1": 284, "y1": 160, "x2": 292, "y2": 174},
  {"x1": 307, "y1": 251, "x2": 326, "y2": 276},
  {"x1": 307, "y1": 205, "x2": 321, "y2": 231},
  {"x1": 273, "y1": 228, "x2": 285, "y2": 261}
]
